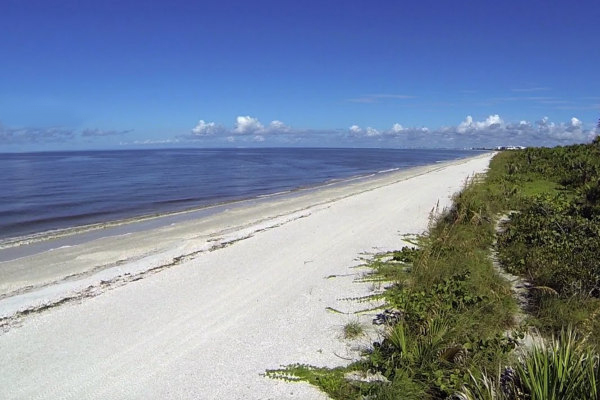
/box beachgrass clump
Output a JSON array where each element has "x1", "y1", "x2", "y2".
[{"x1": 343, "y1": 320, "x2": 364, "y2": 339}]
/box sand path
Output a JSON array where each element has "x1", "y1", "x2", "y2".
[{"x1": 0, "y1": 153, "x2": 493, "y2": 400}]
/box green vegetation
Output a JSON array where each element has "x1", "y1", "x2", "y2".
[
  {"x1": 457, "y1": 328, "x2": 600, "y2": 400},
  {"x1": 493, "y1": 140, "x2": 600, "y2": 346},
  {"x1": 343, "y1": 320, "x2": 364, "y2": 339},
  {"x1": 268, "y1": 136, "x2": 600, "y2": 399}
]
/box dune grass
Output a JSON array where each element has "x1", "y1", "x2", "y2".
[{"x1": 343, "y1": 320, "x2": 364, "y2": 339}]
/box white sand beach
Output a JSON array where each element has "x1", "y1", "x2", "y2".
[{"x1": 0, "y1": 153, "x2": 493, "y2": 400}]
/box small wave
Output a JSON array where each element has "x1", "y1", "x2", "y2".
[
  {"x1": 49, "y1": 245, "x2": 72, "y2": 251},
  {"x1": 256, "y1": 190, "x2": 292, "y2": 198},
  {"x1": 0, "y1": 201, "x2": 236, "y2": 250},
  {"x1": 378, "y1": 168, "x2": 400, "y2": 174},
  {"x1": 0, "y1": 215, "x2": 155, "y2": 250}
]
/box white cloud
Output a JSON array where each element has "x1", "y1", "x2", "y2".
[
  {"x1": 457, "y1": 116, "x2": 474, "y2": 133},
  {"x1": 383, "y1": 115, "x2": 595, "y2": 147},
  {"x1": 391, "y1": 123, "x2": 406, "y2": 133},
  {"x1": 366, "y1": 127, "x2": 380, "y2": 137},
  {"x1": 234, "y1": 115, "x2": 264, "y2": 134},
  {"x1": 457, "y1": 114, "x2": 504, "y2": 134},
  {"x1": 386, "y1": 123, "x2": 428, "y2": 136},
  {"x1": 483, "y1": 114, "x2": 503, "y2": 129},
  {"x1": 267, "y1": 120, "x2": 291, "y2": 132},
  {"x1": 347, "y1": 125, "x2": 380, "y2": 137},
  {"x1": 231, "y1": 116, "x2": 292, "y2": 135},
  {"x1": 536, "y1": 116, "x2": 555, "y2": 131},
  {"x1": 349, "y1": 125, "x2": 362, "y2": 134},
  {"x1": 381, "y1": 124, "x2": 429, "y2": 138},
  {"x1": 191, "y1": 120, "x2": 221, "y2": 136},
  {"x1": 571, "y1": 117, "x2": 582, "y2": 127},
  {"x1": 566, "y1": 117, "x2": 582, "y2": 132},
  {"x1": 190, "y1": 116, "x2": 293, "y2": 139},
  {"x1": 184, "y1": 116, "x2": 299, "y2": 144},
  {"x1": 504, "y1": 116, "x2": 594, "y2": 143}
]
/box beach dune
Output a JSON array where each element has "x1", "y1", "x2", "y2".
[{"x1": 0, "y1": 154, "x2": 493, "y2": 400}]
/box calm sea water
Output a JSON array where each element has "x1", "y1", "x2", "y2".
[{"x1": 0, "y1": 148, "x2": 482, "y2": 241}]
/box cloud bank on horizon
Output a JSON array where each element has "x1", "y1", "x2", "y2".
[
  {"x1": 183, "y1": 114, "x2": 597, "y2": 149},
  {"x1": 0, "y1": 125, "x2": 132, "y2": 146},
  {"x1": 1, "y1": 114, "x2": 597, "y2": 150}
]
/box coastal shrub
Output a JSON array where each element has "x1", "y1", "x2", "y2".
[
  {"x1": 527, "y1": 293, "x2": 600, "y2": 349},
  {"x1": 497, "y1": 194, "x2": 600, "y2": 297},
  {"x1": 391, "y1": 246, "x2": 420, "y2": 263},
  {"x1": 579, "y1": 179, "x2": 600, "y2": 218}
]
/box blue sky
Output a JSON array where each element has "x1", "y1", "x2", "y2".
[{"x1": 1, "y1": 0, "x2": 599, "y2": 151}]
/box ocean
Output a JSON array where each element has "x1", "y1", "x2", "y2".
[{"x1": 0, "y1": 148, "x2": 483, "y2": 245}]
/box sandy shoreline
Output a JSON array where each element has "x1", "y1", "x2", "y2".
[{"x1": 0, "y1": 153, "x2": 493, "y2": 399}]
